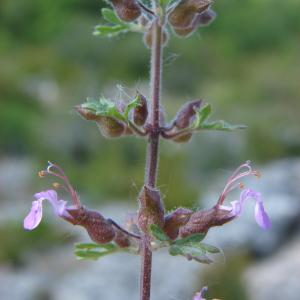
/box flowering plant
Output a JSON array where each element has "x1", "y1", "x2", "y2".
[{"x1": 23, "y1": 0, "x2": 271, "y2": 299}]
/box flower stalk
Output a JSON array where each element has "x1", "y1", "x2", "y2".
[
  {"x1": 140, "y1": 13, "x2": 164, "y2": 300},
  {"x1": 22, "y1": 1, "x2": 273, "y2": 299}
]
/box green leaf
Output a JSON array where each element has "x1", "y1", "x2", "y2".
[
  {"x1": 168, "y1": 244, "x2": 212, "y2": 264},
  {"x1": 86, "y1": 97, "x2": 98, "y2": 104},
  {"x1": 173, "y1": 233, "x2": 206, "y2": 246},
  {"x1": 198, "y1": 242, "x2": 221, "y2": 253},
  {"x1": 123, "y1": 93, "x2": 143, "y2": 120},
  {"x1": 81, "y1": 98, "x2": 125, "y2": 121},
  {"x1": 158, "y1": 0, "x2": 171, "y2": 7},
  {"x1": 81, "y1": 98, "x2": 98, "y2": 112},
  {"x1": 75, "y1": 250, "x2": 115, "y2": 260},
  {"x1": 169, "y1": 245, "x2": 183, "y2": 256},
  {"x1": 200, "y1": 120, "x2": 247, "y2": 131},
  {"x1": 74, "y1": 242, "x2": 119, "y2": 260},
  {"x1": 191, "y1": 103, "x2": 247, "y2": 131},
  {"x1": 149, "y1": 224, "x2": 170, "y2": 242},
  {"x1": 93, "y1": 25, "x2": 128, "y2": 37},
  {"x1": 195, "y1": 103, "x2": 212, "y2": 125},
  {"x1": 101, "y1": 8, "x2": 126, "y2": 26},
  {"x1": 75, "y1": 242, "x2": 117, "y2": 251}
]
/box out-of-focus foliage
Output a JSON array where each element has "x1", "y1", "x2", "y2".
[
  {"x1": 0, "y1": 222, "x2": 73, "y2": 266},
  {"x1": 0, "y1": 0, "x2": 299, "y2": 206},
  {"x1": 0, "y1": 1, "x2": 299, "y2": 298},
  {"x1": 201, "y1": 252, "x2": 250, "y2": 300}
]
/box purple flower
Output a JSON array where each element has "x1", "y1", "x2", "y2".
[
  {"x1": 216, "y1": 161, "x2": 271, "y2": 230},
  {"x1": 23, "y1": 190, "x2": 72, "y2": 230},
  {"x1": 24, "y1": 162, "x2": 80, "y2": 230},
  {"x1": 219, "y1": 188, "x2": 271, "y2": 230},
  {"x1": 193, "y1": 286, "x2": 208, "y2": 300}
]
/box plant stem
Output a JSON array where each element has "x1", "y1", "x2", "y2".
[
  {"x1": 140, "y1": 16, "x2": 163, "y2": 300},
  {"x1": 145, "y1": 17, "x2": 162, "y2": 188}
]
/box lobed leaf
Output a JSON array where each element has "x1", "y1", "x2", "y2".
[
  {"x1": 149, "y1": 224, "x2": 170, "y2": 242},
  {"x1": 173, "y1": 233, "x2": 206, "y2": 246},
  {"x1": 191, "y1": 104, "x2": 247, "y2": 131},
  {"x1": 74, "y1": 242, "x2": 119, "y2": 260},
  {"x1": 93, "y1": 25, "x2": 128, "y2": 37},
  {"x1": 101, "y1": 8, "x2": 126, "y2": 26},
  {"x1": 81, "y1": 98, "x2": 125, "y2": 121},
  {"x1": 195, "y1": 103, "x2": 211, "y2": 125},
  {"x1": 169, "y1": 245, "x2": 183, "y2": 256},
  {"x1": 168, "y1": 244, "x2": 213, "y2": 264},
  {"x1": 200, "y1": 120, "x2": 247, "y2": 131},
  {"x1": 123, "y1": 93, "x2": 143, "y2": 120},
  {"x1": 75, "y1": 242, "x2": 117, "y2": 251},
  {"x1": 75, "y1": 250, "x2": 116, "y2": 260},
  {"x1": 198, "y1": 242, "x2": 221, "y2": 253}
]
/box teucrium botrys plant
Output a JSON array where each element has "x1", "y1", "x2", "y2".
[{"x1": 23, "y1": 1, "x2": 271, "y2": 299}]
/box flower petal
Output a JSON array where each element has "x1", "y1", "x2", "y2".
[
  {"x1": 34, "y1": 189, "x2": 68, "y2": 217},
  {"x1": 193, "y1": 286, "x2": 208, "y2": 300},
  {"x1": 239, "y1": 188, "x2": 260, "y2": 208},
  {"x1": 255, "y1": 201, "x2": 271, "y2": 229},
  {"x1": 23, "y1": 200, "x2": 43, "y2": 230},
  {"x1": 230, "y1": 200, "x2": 242, "y2": 216},
  {"x1": 237, "y1": 188, "x2": 271, "y2": 229}
]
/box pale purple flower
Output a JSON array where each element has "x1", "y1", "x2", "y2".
[
  {"x1": 24, "y1": 162, "x2": 80, "y2": 230},
  {"x1": 219, "y1": 188, "x2": 271, "y2": 229},
  {"x1": 23, "y1": 190, "x2": 72, "y2": 230},
  {"x1": 193, "y1": 286, "x2": 208, "y2": 300},
  {"x1": 217, "y1": 161, "x2": 271, "y2": 230}
]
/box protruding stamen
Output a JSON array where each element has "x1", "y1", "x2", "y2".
[
  {"x1": 217, "y1": 162, "x2": 261, "y2": 206},
  {"x1": 38, "y1": 170, "x2": 46, "y2": 178},
  {"x1": 254, "y1": 170, "x2": 261, "y2": 178},
  {"x1": 41, "y1": 162, "x2": 81, "y2": 208},
  {"x1": 52, "y1": 182, "x2": 61, "y2": 189},
  {"x1": 227, "y1": 160, "x2": 252, "y2": 182}
]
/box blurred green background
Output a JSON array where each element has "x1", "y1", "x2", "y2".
[{"x1": 0, "y1": 0, "x2": 299, "y2": 299}]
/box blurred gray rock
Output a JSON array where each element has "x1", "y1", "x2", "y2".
[
  {"x1": 0, "y1": 158, "x2": 35, "y2": 200},
  {"x1": 244, "y1": 232, "x2": 300, "y2": 300}
]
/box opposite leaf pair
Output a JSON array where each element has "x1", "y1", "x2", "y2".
[
  {"x1": 76, "y1": 94, "x2": 246, "y2": 142},
  {"x1": 24, "y1": 161, "x2": 271, "y2": 265}
]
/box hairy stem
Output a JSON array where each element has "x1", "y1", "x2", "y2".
[
  {"x1": 140, "y1": 16, "x2": 163, "y2": 300},
  {"x1": 145, "y1": 17, "x2": 162, "y2": 188}
]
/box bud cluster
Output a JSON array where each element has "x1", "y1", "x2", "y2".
[
  {"x1": 111, "y1": 0, "x2": 141, "y2": 22},
  {"x1": 65, "y1": 206, "x2": 133, "y2": 247},
  {"x1": 137, "y1": 185, "x2": 165, "y2": 233},
  {"x1": 160, "y1": 99, "x2": 202, "y2": 143},
  {"x1": 76, "y1": 92, "x2": 149, "y2": 138},
  {"x1": 168, "y1": 0, "x2": 216, "y2": 37}
]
